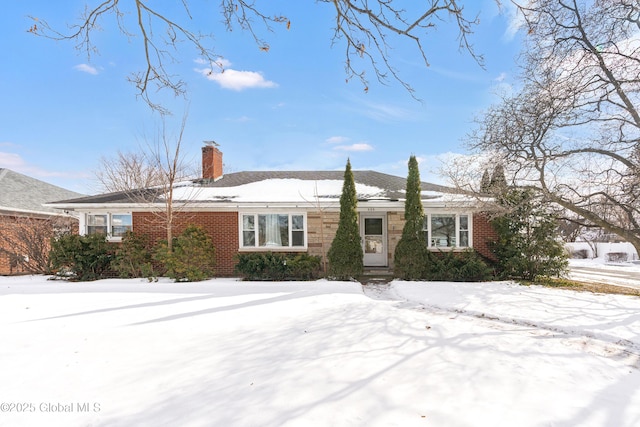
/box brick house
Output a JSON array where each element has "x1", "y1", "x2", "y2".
[
  {"x1": 0, "y1": 169, "x2": 82, "y2": 275},
  {"x1": 49, "y1": 144, "x2": 497, "y2": 276}
]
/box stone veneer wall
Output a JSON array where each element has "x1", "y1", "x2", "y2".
[
  {"x1": 306, "y1": 211, "x2": 339, "y2": 271},
  {"x1": 386, "y1": 211, "x2": 405, "y2": 269},
  {"x1": 308, "y1": 211, "x2": 403, "y2": 269}
]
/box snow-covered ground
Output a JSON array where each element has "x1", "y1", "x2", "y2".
[
  {"x1": 1, "y1": 275, "x2": 639, "y2": 427},
  {"x1": 568, "y1": 258, "x2": 640, "y2": 289}
]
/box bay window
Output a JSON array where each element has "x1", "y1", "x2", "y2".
[
  {"x1": 423, "y1": 213, "x2": 471, "y2": 249},
  {"x1": 241, "y1": 213, "x2": 306, "y2": 249}
]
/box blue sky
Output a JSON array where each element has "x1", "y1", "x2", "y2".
[{"x1": 1, "y1": 1, "x2": 522, "y2": 194}]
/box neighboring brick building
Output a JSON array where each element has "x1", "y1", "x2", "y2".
[
  {"x1": 0, "y1": 169, "x2": 82, "y2": 275},
  {"x1": 49, "y1": 144, "x2": 498, "y2": 276}
]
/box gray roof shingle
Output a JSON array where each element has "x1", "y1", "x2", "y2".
[{"x1": 0, "y1": 169, "x2": 84, "y2": 214}]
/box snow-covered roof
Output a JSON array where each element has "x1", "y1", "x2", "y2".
[
  {"x1": 49, "y1": 170, "x2": 464, "y2": 209},
  {"x1": 170, "y1": 178, "x2": 385, "y2": 202}
]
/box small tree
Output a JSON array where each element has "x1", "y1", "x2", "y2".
[
  {"x1": 327, "y1": 159, "x2": 363, "y2": 280},
  {"x1": 94, "y1": 112, "x2": 196, "y2": 253},
  {"x1": 155, "y1": 225, "x2": 216, "y2": 282},
  {"x1": 394, "y1": 155, "x2": 430, "y2": 280},
  {"x1": 490, "y1": 189, "x2": 568, "y2": 281}
]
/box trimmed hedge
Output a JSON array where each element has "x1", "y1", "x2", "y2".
[{"x1": 235, "y1": 252, "x2": 322, "y2": 281}]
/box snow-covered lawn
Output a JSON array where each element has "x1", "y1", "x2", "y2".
[{"x1": 1, "y1": 275, "x2": 639, "y2": 427}]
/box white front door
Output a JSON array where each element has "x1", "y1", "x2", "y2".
[{"x1": 361, "y1": 214, "x2": 387, "y2": 267}]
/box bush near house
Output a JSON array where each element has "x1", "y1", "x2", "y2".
[
  {"x1": 394, "y1": 236, "x2": 430, "y2": 280},
  {"x1": 49, "y1": 233, "x2": 115, "y2": 281},
  {"x1": 425, "y1": 250, "x2": 494, "y2": 282},
  {"x1": 111, "y1": 231, "x2": 155, "y2": 279},
  {"x1": 235, "y1": 252, "x2": 322, "y2": 281},
  {"x1": 51, "y1": 226, "x2": 216, "y2": 282},
  {"x1": 154, "y1": 225, "x2": 216, "y2": 282}
]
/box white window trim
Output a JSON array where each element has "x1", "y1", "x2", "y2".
[
  {"x1": 238, "y1": 212, "x2": 308, "y2": 252},
  {"x1": 424, "y1": 212, "x2": 473, "y2": 251},
  {"x1": 83, "y1": 212, "x2": 133, "y2": 242}
]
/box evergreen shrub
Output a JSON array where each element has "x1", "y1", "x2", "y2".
[
  {"x1": 49, "y1": 233, "x2": 115, "y2": 281},
  {"x1": 154, "y1": 225, "x2": 216, "y2": 282},
  {"x1": 490, "y1": 189, "x2": 568, "y2": 280},
  {"x1": 235, "y1": 252, "x2": 321, "y2": 281},
  {"x1": 327, "y1": 159, "x2": 363, "y2": 280},
  {"x1": 425, "y1": 250, "x2": 493, "y2": 282},
  {"x1": 111, "y1": 231, "x2": 155, "y2": 279},
  {"x1": 394, "y1": 155, "x2": 431, "y2": 280}
]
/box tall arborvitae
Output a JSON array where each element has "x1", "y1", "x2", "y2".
[
  {"x1": 327, "y1": 159, "x2": 363, "y2": 280},
  {"x1": 489, "y1": 164, "x2": 507, "y2": 194},
  {"x1": 480, "y1": 169, "x2": 491, "y2": 193},
  {"x1": 394, "y1": 155, "x2": 430, "y2": 280}
]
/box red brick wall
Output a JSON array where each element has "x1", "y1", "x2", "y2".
[
  {"x1": 0, "y1": 215, "x2": 17, "y2": 274},
  {"x1": 0, "y1": 215, "x2": 42, "y2": 275},
  {"x1": 473, "y1": 213, "x2": 498, "y2": 261},
  {"x1": 0, "y1": 214, "x2": 77, "y2": 275},
  {"x1": 132, "y1": 211, "x2": 239, "y2": 276}
]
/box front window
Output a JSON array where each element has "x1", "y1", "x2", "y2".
[
  {"x1": 111, "y1": 214, "x2": 133, "y2": 237},
  {"x1": 87, "y1": 214, "x2": 108, "y2": 235},
  {"x1": 241, "y1": 213, "x2": 305, "y2": 249},
  {"x1": 86, "y1": 213, "x2": 132, "y2": 239},
  {"x1": 423, "y1": 213, "x2": 471, "y2": 249}
]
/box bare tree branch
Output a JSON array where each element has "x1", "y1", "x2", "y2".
[
  {"x1": 461, "y1": 0, "x2": 640, "y2": 253},
  {"x1": 29, "y1": 0, "x2": 484, "y2": 111}
]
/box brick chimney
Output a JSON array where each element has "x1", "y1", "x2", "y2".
[{"x1": 202, "y1": 141, "x2": 223, "y2": 181}]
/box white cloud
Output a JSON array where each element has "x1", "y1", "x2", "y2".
[
  {"x1": 194, "y1": 57, "x2": 230, "y2": 68},
  {"x1": 0, "y1": 151, "x2": 91, "y2": 180},
  {"x1": 0, "y1": 151, "x2": 26, "y2": 169},
  {"x1": 325, "y1": 136, "x2": 350, "y2": 144},
  {"x1": 354, "y1": 100, "x2": 416, "y2": 122},
  {"x1": 502, "y1": 1, "x2": 526, "y2": 41},
  {"x1": 494, "y1": 72, "x2": 508, "y2": 82},
  {"x1": 333, "y1": 143, "x2": 374, "y2": 152},
  {"x1": 74, "y1": 64, "x2": 99, "y2": 75},
  {"x1": 224, "y1": 116, "x2": 251, "y2": 123},
  {"x1": 195, "y1": 59, "x2": 277, "y2": 91}
]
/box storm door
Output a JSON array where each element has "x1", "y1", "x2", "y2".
[{"x1": 361, "y1": 215, "x2": 387, "y2": 267}]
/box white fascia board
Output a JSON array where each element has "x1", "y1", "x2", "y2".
[
  {"x1": 46, "y1": 198, "x2": 484, "y2": 212},
  {"x1": 0, "y1": 205, "x2": 76, "y2": 218},
  {"x1": 356, "y1": 200, "x2": 405, "y2": 211}
]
